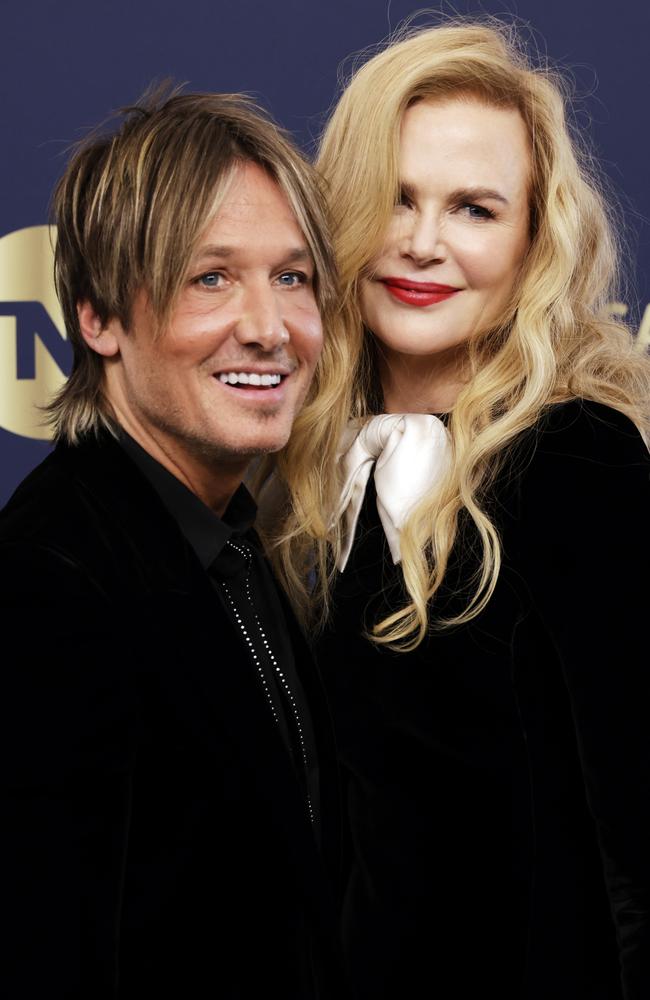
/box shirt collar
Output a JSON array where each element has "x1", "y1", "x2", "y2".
[{"x1": 118, "y1": 430, "x2": 257, "y2": 571}]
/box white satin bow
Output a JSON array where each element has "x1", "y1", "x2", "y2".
[{"x1": 336, "y1": 413, "x2": 451, "y2": 571}]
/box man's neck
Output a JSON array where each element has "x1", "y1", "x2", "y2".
[{"x1": 115, "y1": 415, "x2": 247, "y2": 518}]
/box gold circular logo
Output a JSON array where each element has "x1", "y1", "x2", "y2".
[{"x1": 0, "y1": 225, "x2": 69, "y2": 440}]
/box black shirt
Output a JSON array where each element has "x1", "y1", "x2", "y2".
[{"x1": 118, "y1": 431, "x2": 319, "y2": 833}]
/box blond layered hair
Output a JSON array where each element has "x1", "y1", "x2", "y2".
[
  {"x1": 263, "y1": 20, "x2": 650, "y2": 649},
  {"x1": 49, "y1": 85, "x2": 339, "y2": 443}
]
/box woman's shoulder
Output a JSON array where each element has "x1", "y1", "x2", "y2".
[
  {"x1": 516, "y1": 398, "x2": 649, "y2": 475},
  {"x1": 504, "y1": 398, "x2": 650, "y2": 533}
]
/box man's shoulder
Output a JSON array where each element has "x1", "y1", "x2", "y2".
[
  {"x1": 2, "y1": 443, "x2": 82, "y2": 539},
  {"x1": 2, "y1": 434, "x2": 127, "y2": 537},
  {"x1": 0, "y1": 433, "x2": 181, "y2": 583}
]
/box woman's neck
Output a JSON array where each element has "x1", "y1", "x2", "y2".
[{"x1": 378, "y1": 347, "x2": 466, "y2": 414}]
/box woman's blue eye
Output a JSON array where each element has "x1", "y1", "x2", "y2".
[{"x1": 465, "y1": 204, "x2": 494, "y2": 220}]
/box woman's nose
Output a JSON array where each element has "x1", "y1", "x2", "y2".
[{"x1": 399, "y1": 211, "x2": 447, "y2": 266}]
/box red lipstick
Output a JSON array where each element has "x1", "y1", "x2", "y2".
[{"x1": 381, "y1": 276, "x2": 460, "y2": 307}]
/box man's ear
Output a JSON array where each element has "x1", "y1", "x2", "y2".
[{"x1": 77, "y1": 301, "x2": 121, "y2": 357}]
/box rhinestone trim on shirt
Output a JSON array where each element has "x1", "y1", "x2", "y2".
[{"x1": 221, "y1": 539, "x2": 314, "y2": 825}]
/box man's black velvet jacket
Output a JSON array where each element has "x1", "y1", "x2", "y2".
[
  {"x1": 0, "y1": 432, "x2": 343, "y2": 999},
  {"x1": 317, "y1": 400, "x2": 650, "y2": 1000}
]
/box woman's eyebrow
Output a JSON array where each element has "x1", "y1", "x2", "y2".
[
  {"x1": 449, "y1": 186, "x2": 510, "y2": 205},
  {"x1": 398, "y1": 180, "x2": 510, "y2": 206}
]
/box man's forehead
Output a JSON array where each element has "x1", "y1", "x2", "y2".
[
  {"x1": 186, "y1": 162, "x2": 314, "y2": 265},
  {"x1": 213, "y1": 161, "x2": 293, "y2": 212}
]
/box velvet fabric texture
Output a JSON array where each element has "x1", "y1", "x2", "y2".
[
  {"x1": 0, "y1": 433, "x2": 344, "y2": 1000},
  {"x1": 316, "y1": 400, "x2": 650, "y2": 1000}
]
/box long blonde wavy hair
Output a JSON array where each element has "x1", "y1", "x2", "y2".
[{"x1": 259, "y1": 19, "x2": 650, "y2": 650}]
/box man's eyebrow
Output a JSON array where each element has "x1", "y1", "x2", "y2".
[
  {"x1": 192, "y1": 244, "x2": 313, "y2": 264},
  {"x1": 194, "y1": 244, "x2": 235, "y2": 260},
  {"x1": 284, "y1": 247, "x2": 313, "y2": 264}
]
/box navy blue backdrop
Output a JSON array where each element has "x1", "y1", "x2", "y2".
[{"x1": 1, "y1": 0, "x2": 648, "y2": 505}]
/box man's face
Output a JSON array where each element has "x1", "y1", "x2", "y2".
[{"x1": 100, "y1": 162, "x2": 323, "y2": 489}]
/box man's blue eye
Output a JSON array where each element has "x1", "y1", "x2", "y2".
[
  {"x1": 199, "y1": 272, "x2": 221, "y2": 287},
  {"x1": 278, "y1": 272, "x2": 305, "y2": 286}
]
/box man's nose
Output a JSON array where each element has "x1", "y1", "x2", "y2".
[
  {"x1": 400, "y1": 210, "x2": 447, "y2": 266},
  {"x1": 234, "y1": 286, "x2": 290, "y2": 350}
]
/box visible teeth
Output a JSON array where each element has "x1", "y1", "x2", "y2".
[{"x1": 218, "y1": 372, "x2": 282, "y2": 387}]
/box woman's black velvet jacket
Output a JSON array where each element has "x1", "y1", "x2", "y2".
[{"x1": 316, "y1": 400, "x2": 650, "y2": 1000}]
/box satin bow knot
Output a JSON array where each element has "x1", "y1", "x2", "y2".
[{"x1": 336, "y1": 413, "x2": 451, "y2": 571}]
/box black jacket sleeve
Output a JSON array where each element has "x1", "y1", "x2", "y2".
[
  {"x1": 517, "y1": 401, "x2": 650, "y2": 999},
  {"x1": 0, "y1": 542, "x2": 138, "y2": 999}
]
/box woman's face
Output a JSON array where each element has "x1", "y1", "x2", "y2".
[{"x1": 360, "y1": 96, "x2": 532, "y2": 401}]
